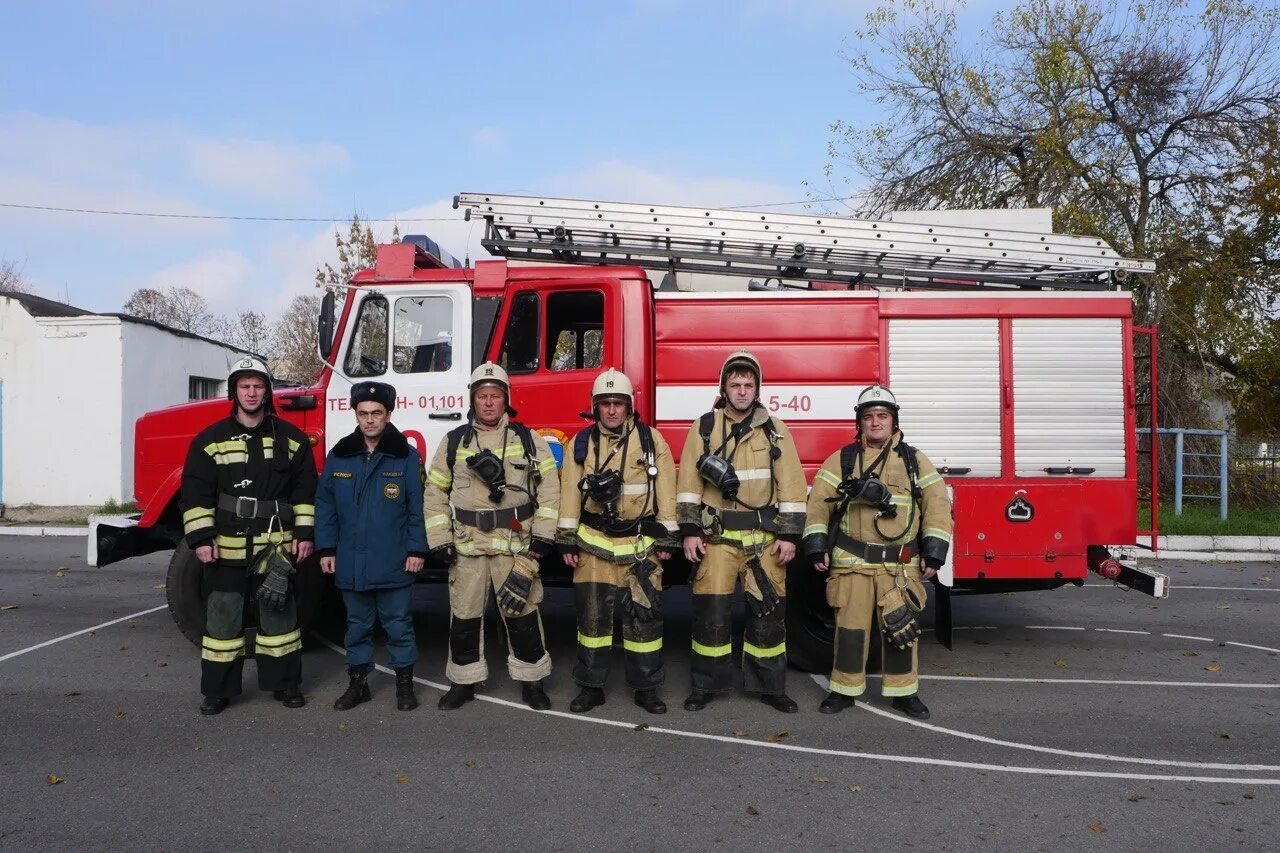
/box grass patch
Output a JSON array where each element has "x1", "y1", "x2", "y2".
[
  {"x1": 1141, "y1": 502, "x2": 1279, "y2": 537},
  {"x1": 95, "y1": 498, "x2": 139, "y2": 515}
]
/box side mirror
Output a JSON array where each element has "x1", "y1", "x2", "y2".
[{"x1": 317, "y1": 291, "x2": 336, "y2": 360}]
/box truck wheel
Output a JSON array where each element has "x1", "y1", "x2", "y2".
[
  {"x1": 786, "y1": 563, "x2": 835, "y2": 673},
  {"x1": 165, "y1": 542, "x2": 205, "y2": 646}
]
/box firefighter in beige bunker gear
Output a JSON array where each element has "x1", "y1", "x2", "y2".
[
  {"x1": 423, "y1": 362, "x2": 560, "y2": 711},
  {"x1": 179, "y1": 356, "x2": 318, "y2": 716},
  {"x1": 678, "y1": 351, "x2": 808, "y2": 714},
  {"x1": 801, "y1": 385, "x2": 953, "y2": 719},
  {"x1": 558, "y1": 368, "x2": 679, "y2": 715}
]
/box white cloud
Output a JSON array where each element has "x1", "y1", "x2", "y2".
[
  {"x1": 185, "y1": 137, "x2": 349, "y2": 202},
  {"x1": 145, "y1": 249, "x2": 252, "y2": 307},
  {"x1": 542, "y1": 159, "x2": 807, "y2": 210},
  {"x1": 472, "y1": 127, "x2": 505, "y2": 151}
]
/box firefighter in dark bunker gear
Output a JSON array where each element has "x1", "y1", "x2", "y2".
[
  {"x1": 179, "y1": 356, "x2": 318, "y2": 716},
  {"x1": 315, "y1": 381, "x2": 429, "y2": 712},
  {"x1": 802, "y1": 384, "x2": 953, "y2": 719},
  {"x1": 423, "y1": 362, "x2": 560, "y2": 711},
  {"x1": 557, "y1": 368, "x2": 678, "y2": 715},
  {"x1": 678, "y1": 351, "x2": 808, "y2": 713}
]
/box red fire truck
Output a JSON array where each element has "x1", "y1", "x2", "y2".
[{"x1": 90, "y1": 193, "x2": 1165, "y2": 671}]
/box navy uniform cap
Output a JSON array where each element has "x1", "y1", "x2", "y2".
[{"x1": 350, "y1": 381, "x2": 397, "y2": 412}]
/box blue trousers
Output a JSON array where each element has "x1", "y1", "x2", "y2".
[{"x1": 341, "y1": 586, "x2": 418, "y2": 669}]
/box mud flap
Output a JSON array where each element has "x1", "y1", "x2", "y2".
[{"x1": 932, "y1": 579, "x2": 952, "y2": 650}]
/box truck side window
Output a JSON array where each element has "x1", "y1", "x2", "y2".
[
  {"x1": 547, "y1": 291, "x2": 604, "y2": 371},
  {"x1": 344, "y1": 295, "x2": 388, "y2": 377},
  {"x1": 500, "y1": 291, "x2": 540, "y2": 374},
  {"x1": 393, "y1": 295, "x2": 453, "y2": 373}
]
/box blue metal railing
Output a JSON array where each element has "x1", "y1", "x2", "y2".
[{"x1": 1137, "y1": 427, "x2": 1228, "y2": 520}]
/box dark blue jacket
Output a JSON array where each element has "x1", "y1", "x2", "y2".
[{"x1": 315, "y1": 423, "x2": 428, "y2": 591}]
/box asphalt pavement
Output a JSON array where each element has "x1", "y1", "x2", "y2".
[{"x1": 1, "y1": 537, "x2": 1277, "y2": 851}]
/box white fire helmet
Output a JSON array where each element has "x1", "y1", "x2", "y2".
[
  {"x1": 855, "y1": 384, "x2": 899, "y2": 421},
  {"x1": 468, "y1": 362, "x2": 510, "y2": 395},
  {"x1": 592, "y1": 367, "x2": 634, "y2": 407},
  {"x1": 719, "y1": 349, "x2": 763, "y2": 393},
  {"x1": 227, "y1": 355, "x2": 275, "y2": 412}
]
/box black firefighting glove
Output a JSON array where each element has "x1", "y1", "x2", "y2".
[
  {"x1": 254, "y1": 544, "x2": 295, "y2": 613},
  {"x1": 430, "y1": 544, "x2": 456, "y2": 565},
  {"x1": 744, "y1": 556, "x2": 782, "y2": 618},
  {"x1": 620, "y1": 560, "x2": 662, "y2": 623},
  {"x1": 496, "y1": 555, "x2": 537, "y2": 618}
]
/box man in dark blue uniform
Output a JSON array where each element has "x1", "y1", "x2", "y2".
[{"x1": 315, "y1": 381, "x2": 428, "y2": 711}]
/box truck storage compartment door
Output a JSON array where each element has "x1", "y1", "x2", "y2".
[
  {"x1": 888, "y1": 318, "x2": 1001, "y2": 477},
  {"x1": 953, "y1": 483, "x2": 1086, "y2": 579},
  {"x1": 1013, "y1": 318, "x2": 1125, "y2": 478}
]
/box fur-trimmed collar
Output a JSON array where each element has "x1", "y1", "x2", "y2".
[{"x1": 332, "y1": 422, "x2": 411, "y2": 458}]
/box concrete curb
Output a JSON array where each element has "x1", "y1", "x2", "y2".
[
  {"x1": 0, "y1": 525, "x2": 86, "y2": 537},
  {"x1": 1148, "y1": 549, "x2": 1279, "y2": 563}
]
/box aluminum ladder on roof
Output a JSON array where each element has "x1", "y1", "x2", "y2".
[{"x1": 453, "y1": 192, "x2": 1156, "y2": 291}]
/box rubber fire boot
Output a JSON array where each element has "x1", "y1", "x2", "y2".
[
  {"x1": 521, "y1": 680, "x2": 552, "y2": 711},
  {"x1": 760, "y1": 692, "x2": 799, "y2": 714},
  {"x1": 273, "y1": 687, "x2": 306, "y2": 708},
  {"x1": 634, "y1": 689, "x2": 667, "y2": 714},
  {"x1": 569, "y1": 686, "x2": 605, "y2": 713},
  {"x1": 199, "y1": 696, "x2": 229, "y2": 716},
  {"x1": 819, "y1": 692, "x2": 855, "y2": 714},
  {"x1": 394, "y1": 666, "x2": 418, "y2": 712},
  {"x1": 333, "y1": 664, "x2": 372, "y2": 711},
  {"x1": 682, "y1": 690, "x2": 714, "y2": 712},
  {"x1": 892, "y1": 694, "x2": 930, "y2": 720},
  {"x1": 438, "y1": 682, "x2": 475, "y2": 711}
]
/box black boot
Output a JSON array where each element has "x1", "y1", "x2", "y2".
[
  {"x1": 819, "y1": 692, "x2": 855, "y2": 714},
  {"x1": 521, "y1": 680, "x2": 551, "y2": 711},
  {"x1": 394, "y1": 666, "x2": 418, "y2": 712},
  {"x1": 333, "y1": 665, "x2": 371, "y2": 711},
  {"x1": 273, "y1": 687, "x2": 306, "y2": 708},
  {"x1": 569, "y1": 686, "x2": 605, "y2": 713},
  {"x1": 199, "y1": 696, "x2": 229, "y2": 716},
  {"x1": 438, "y1": 682, "x2": 475, "y2": 711},
  {"x1": 760, "y1": 692, "x2": 799, "y2": 714},
  {"x1": 634, "y1": 689, "x2": 667, "y2": 714},
  {"x1": 682, "y1": 690, "x2": 713, "y2": 712},
  {"x1": 892, "y1": 694, "x2": 931, "y2": 720}
]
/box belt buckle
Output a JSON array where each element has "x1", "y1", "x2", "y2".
[{"x1": 235, "y1": 495, "x2": 257, "y2": 519}]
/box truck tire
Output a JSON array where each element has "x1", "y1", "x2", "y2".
[
  {"x1": 165, "y1": 544, "x2": 343, "y2": 647},
  {"x1": 785, "y1": 563, "x2": 835, "y2": 673},
  {"x1": 165, "y1": 542, "x2": 206, "y2": 646}
]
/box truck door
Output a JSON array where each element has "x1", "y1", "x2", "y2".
[
  {"x1": 326, "y1": 285, "x2": 473, "y2": 463},
  {"x1": 490, "y1": 282, "x2": 611, "y2": 445}
]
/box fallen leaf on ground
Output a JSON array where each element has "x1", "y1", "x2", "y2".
[
  {"x1": 119, "y1": 646, "x2": 128, "y2": 651},
  {"x1": 63, "y1": 692, "x2": 80, "y2": 697},
  {"x1": 1216, "y1": 800, "x2": 1234, "y2": 806},
  {"x1": 746, "y1": 806, "x2": 759, "y2": 816},
  {"x1": 1, "y1": 604, "x2": 19, "y2": 610},
  {"x1": 1217, "y1": 604, "x2": 1231, "y2": 610},
  {"x1": 115, "y1": 710, "x2": 127, "y2": 719},
  {"x1": 157, "y1": 661, "x2": 167, "y2": 668},
  {"x1": 464, "y1": 760, "x2": 477, "y2": 768},
  {"x1": 1216, "y1": 731, "x2": 1232, "y2": 739},
  {"x1": 634, "y1": 723, "x2": 649, "y2": 731},
  {"x1": 813, "y1": 777, "x2": 830, "y2": 783},
  {"x1": 1088, "y1": 823, "x2": 1106, "y2": 833},
  {"x1": 55, "y1": 568, "x2": 68, "y2": 578},
  {"x1": 850, "y1": 785, "x2": 862, "y2": 793},
  {"x1": 1054, "y1": 659, "x2": 1068, "y2": 668},
  {"x1": 1181, "y1": 651, "x2": 1199, "y2": 657},
  {"x1": 396, "y1": 775, "x2": 409, "y2": 784},
  {"x1": 338, "y1": 723, "x2": 347, "y2": 731},
  {"x1": 47, "y1": 774, "x2": 63, "y2": 785},
  {"x1": 1128, "y1": 794, "x2": 1145, "y2": 802},
  {"x1": 957, "y1": 671, "x2": 977, "y2": 677},
  {"x1": 1205, "y1": 663, "x2": 1222, "y2": 672},
  {"x1": 1244, "y1": 792, "x2": 1256, "y2": 800},
  {"x1": 765, "y1": 731, "x2": 790, "y2": 743},
  {"x1": 733, "y1": 729, "x2": 749, "y2": 738}
]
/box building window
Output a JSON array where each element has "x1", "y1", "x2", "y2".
[{"x1": 189, "y1": 376, "x2": 221, "y2": 401}]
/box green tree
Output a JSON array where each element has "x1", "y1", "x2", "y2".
[{"x1": 825, "y1": 0, "x2": 1280, "y2": 435}]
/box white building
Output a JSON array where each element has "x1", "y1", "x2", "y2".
[{"x1": 0, "y1": 293, "x2": 248, "y2": 508}]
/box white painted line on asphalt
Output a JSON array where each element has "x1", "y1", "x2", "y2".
[
  {"x1": 1084, "y1": 583, "x2": 1280, "y2": 592},
  {"x1": 806, "y1": 674, "x2": 1280, "y2": 772},
  {"x1": 1226, "y1": 641, "x2": 1280, "y2": 654},
  {"x1": 916, "y1": 674, "x2": 1278, "y2": 688},
  {"x1": 0, "y1": 604, "x2": 166, "y2": 664},
  {"x1": 1094, "y1": 628, "x2": 1150, "y2": 635},
  {"x1": 1164, "y1": 633, "x2": 1216, "y2": 642},
  {"x1": 0, "y1": 525, "x2": 86, "y2": 537},
  {"x1": 315, "y1": 634, "x2": 1280, "y2": 786},
  {"x1": 1026, "y1": 625, "x2": 1086, "y2": 630}
]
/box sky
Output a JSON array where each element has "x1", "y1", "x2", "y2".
[{"x1": 0, "y1": 0, "x2": 1007, "y2": 317}]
